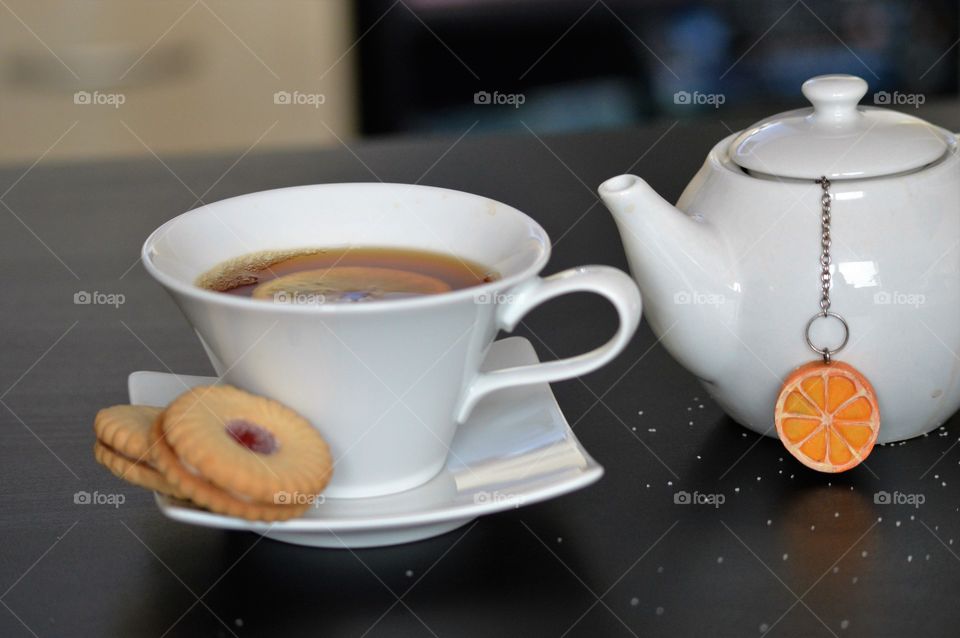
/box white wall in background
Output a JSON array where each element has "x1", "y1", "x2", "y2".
[{"x1": 0, "y1": 0, "x2": 358, "y2": 163}]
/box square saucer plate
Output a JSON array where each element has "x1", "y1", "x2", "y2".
[{"x1": 133, "y1": 337, "x2": 603, "y2": 548}]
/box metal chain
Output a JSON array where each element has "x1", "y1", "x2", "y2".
[
  {"x1": 804, "y1": 176, "x2": 848, "y2": 363},
  {"x1": 816, "y1": 176, "x2": 832, "y2": 313}
]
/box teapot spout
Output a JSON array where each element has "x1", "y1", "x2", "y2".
[{"x1": 599, "y1": 174, "x2": 736, "y2": 382}]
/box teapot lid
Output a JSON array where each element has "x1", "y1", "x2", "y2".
[{"x1": 729, "y1": 74, "x2": 949, "y2": 180}]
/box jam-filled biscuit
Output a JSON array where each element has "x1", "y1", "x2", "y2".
[
  {"x1": 161, "y1": 385, "x2": 332, "y2": 505},
  {"x1": 150, "y1": 417, "x2": 309, "y2": 521},
  {"x1": 93, "y1": 404, "x2": 184, "y2": 497},
  {"x1": 94, "y1": 405, "x2": 163, "y2": 462},
  {"x1": 94, "y1": 439, "x2": 183, "y2": 497}
]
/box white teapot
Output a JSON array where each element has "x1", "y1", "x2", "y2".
[{"x1": 599, "y1": 74, "x2": 959, "y2": 442}]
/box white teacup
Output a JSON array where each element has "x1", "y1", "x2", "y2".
[{"x1": 142, "y1": 183, "x2": 641, "y2": 498}]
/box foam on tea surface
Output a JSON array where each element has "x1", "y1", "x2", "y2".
[{"x1": 195, "y1": 248, "x2": 325, "y2": 293}]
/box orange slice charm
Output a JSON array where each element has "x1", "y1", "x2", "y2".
[{"x1": 774, "y1": 360, "x2": 880, "y2": 473}]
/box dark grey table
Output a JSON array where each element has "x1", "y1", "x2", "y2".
[{"x1": 2, "y1": 108, "x2": 959, "y2": 638}]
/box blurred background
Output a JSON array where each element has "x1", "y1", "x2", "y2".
[{"x1": 0, "y1": 0, "x2": 957, "y2": 164}]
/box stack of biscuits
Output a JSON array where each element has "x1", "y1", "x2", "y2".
[{"x1": 93, "y1": 385, "x2": 332, "y2": 522}]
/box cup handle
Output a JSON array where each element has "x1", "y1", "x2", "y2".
[{"x1": 454, "y1": 265, "x2": 642, "y2": 423}]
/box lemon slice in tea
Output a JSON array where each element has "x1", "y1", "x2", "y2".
[{"x1": 251, "y1": 266, "x2": 451, "y2": 304}]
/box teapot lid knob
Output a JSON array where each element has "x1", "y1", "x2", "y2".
[
  {"x1": 800, "y1": 75, "x2": 868, "y2": 124},
  {"x1": 801, "y1": 75, "x2": 868, "y2": 125}
]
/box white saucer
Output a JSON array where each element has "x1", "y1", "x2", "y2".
[{"x1": 130, "y1": 337, "x2": 603, "y2": 548}]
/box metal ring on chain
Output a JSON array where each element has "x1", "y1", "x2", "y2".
[{"x1": 804, "y1": 311, "x2": 849, "y2": 362}]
